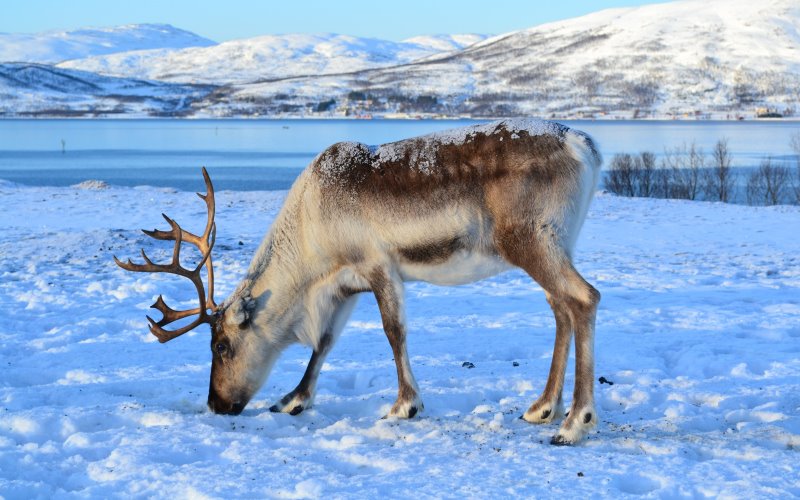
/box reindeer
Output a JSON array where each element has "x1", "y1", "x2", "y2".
[{"x1": 115, "y1": 119, "x2": 602, "y2": 445}]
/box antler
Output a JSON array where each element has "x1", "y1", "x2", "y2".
[{"x1": 114, "y1": 167, "x2": 218, "y2": 343}]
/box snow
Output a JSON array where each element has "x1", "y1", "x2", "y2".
[
  {"x1": 421, "y1": 118, "x2": 565, "y2": 144},
  {"x1": 213, "y1": 0, "x2": 800, "y2": 119},
  {"x1": 58, "y1": 33, "x2": 488, "y2": 85},
  {"x1": 3, "y1": 0, "x2": 800, "y2": 118},
  {"x1": 1, "y1": 177, "x2": 799, "y2": 497},
  {"x1": 401, "y1": 34, "x2": 487, "y2": 54},
  {"x1": 317, "y1": 119, "x2": 568, "y2": 181},
  {"x1": 371, "y1": 119, "x2": 567, "y2": 174},
  {"x1": 0, "y1": 24, "x2": 215, "y2": 64},
  {"x1": 0, "y1": 63, "x2": 212, "y2": 117}
]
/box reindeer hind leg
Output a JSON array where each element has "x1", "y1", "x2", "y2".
[
  {"x1": 497, "y1": 228, "x2": 600, "y2": 444},
  {"x1": 522, "y1": 291, "x2": 571, "y2": 424},
  {"x1": 368, "y1": 266, "x2": 423, "y2": 419}
]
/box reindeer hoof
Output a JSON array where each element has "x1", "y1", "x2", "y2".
[
  {"x1": 269, "y1": 403, "x2": 306, "y2": 415},
  {"x1": 549, "y1": 407, "x2": 596, "y2": 445},
  {"x1": 522, "y1": 400, "x2": 564, "y2": 424},
  {"x1": 384, "y1": 399, "x2": 423, "y2": 419},
  {"x1": 269, "y1": 390, "x2": 312, "y2": 415}
]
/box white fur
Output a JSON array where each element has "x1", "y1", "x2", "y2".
[
  {"x1": 563, "y1": 130, "x2": 602, "y2": 255},
  {"x1": 399, "y1": 249, "x2": 511, "y2": 286},
  {"x1": 216, "y1": 120, "x2": 602, "y2": 443},
  {"x1": 522, "y1": 399, "x2": 565, "y2": 424},
  {"x1": 554, "y1": 407, "x2": 598, "y2": 444}
]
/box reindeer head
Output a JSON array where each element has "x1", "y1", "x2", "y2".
[
  {"x1": 115, "y1": 168, "x2": 270, "y2": 415},
  {"x1": 206, "y1": 290, "x2": 281, "y2": 415}
]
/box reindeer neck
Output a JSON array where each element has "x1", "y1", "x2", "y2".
[{"x1": 235, "y1": 181, "x2": 331, "y2": 346}]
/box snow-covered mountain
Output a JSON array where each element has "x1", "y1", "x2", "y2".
[
  {"x1": 0, "y1": 63, "x2": 212, "y2": 117},
  {"x1": 214, "y1": 0, "x2": 800, "y2": 119},
  {"x1": 58, "y1": 33, "x2": 487, "y2": 84},
  {"x1": 0, "y1": 24, "x2": 215, "y2": 64},
  {"x1": 2, "y1": 0, "x2": 799, "y2": 118}
]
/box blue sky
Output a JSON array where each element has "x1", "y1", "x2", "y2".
[{"x1": 2, "y1": 0, "x2": 668, "y2": 41}]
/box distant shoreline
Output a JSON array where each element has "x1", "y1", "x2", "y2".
[{"x1": 1, "y1": 116, "x2": 799, "y2": 122}]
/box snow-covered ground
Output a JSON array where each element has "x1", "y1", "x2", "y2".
[{"x1": 1, "y1": 179, "x2": 799, "y2": 497}]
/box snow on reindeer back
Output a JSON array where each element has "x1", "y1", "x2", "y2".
[
  {"x1": 316, "y1": 118, "x2": 568, "y2": 183},
  {"x1": 377, "y1": 118, "x2": 568, "y2": 173},
  {"x1": 315, "y1": 141, "x2": 373, "y2": 186},
  {"x1": 418, "y1": 118, "x2": 567, "y2": 148}
]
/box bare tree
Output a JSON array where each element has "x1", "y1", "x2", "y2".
[
  {"x1": 605, "y1": 153, "x2": 635, "y2": 196},
  {"x1": 653, "y1": 160, "x2": 672, "y2": 198},
  {"x1": 635, "y1": 151, "x2": 657, "y2": 197},
  {"x1": 663, "y1": 143, "x2": 703, "y2": 200},
  {"x1": 732, "y1": 69, "x2": 759, "y2": 106},
  {"x1": 703, "y1": 138, "x2": 735, "y2": 202},
  {"x1": 604, "y1": 151, "x2": 660, "y2": 198},
  {"x1": 623, "y1": 79, "x2": 660, "y2": 108},
  {"x1": 573, "y1": 69, "x2": 601, "y2": 103},
  {"x1": 746, "y1": 157, "x2": 790, "y2": 205},
  {"x1": 791, "y1": 132, "x2": 800, "y2": 204},
  {"x1": 686, "y1": 143, "x2": 705, "y2": 201}
]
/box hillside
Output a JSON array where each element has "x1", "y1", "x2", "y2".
[
  {"x1": 58, "y1": 33, "x2": 488, "y2": 85},
  {"x1": 0, "y1": 24, "x2": 215, "y2": 64},
  {"x1": 1, "y1": 0, "x2": 798, "y2": 118},
  {"x1": 0, "y1": 63, "x2": 213, "y2": 117},
  {"x1": 212, "y1": 0, "x2": 800, "y2": 118}
]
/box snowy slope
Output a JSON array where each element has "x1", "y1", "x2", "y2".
[
  {"x1": 0, "y1": 178, "x2": 798, "y2": 497},
  {"x1": 0, "y1": 63, "x2": 214, "y2": 117},
  {"x1": 401, "y1": 34, "x2": 487, "y2": 53},
  {"x1": 215, "y1": 0, "x2": 800, "y2": 118},
  {"x1": 0, "y1": 24, "x2": 215, "y2": 64},
  {"x1": 58, "y1": 33, "x2": 488, "y2": 84},
  {"x1": 3, "y1": 0, "x2": 800, "y2": 117}
]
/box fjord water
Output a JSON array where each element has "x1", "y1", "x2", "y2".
[{"x1": 0, "y1": 119, "x2": 797, "y2": 191}]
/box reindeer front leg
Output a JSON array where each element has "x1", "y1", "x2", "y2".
[
  {"x1": 270, "y1": 295, "x2": 359, "y2": 415},
  {"x1": 269, "y1": 334, "x2": 333, "y2": 415},
  {"x1": 369, "y1": 267, "x2": 423, "y2": 419}
]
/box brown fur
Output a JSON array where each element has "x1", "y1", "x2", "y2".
[
  {"x1": 368, "y1": 267, "x2": 418, "y2": 407},
  {"x1": 312, "y1": 123, "x2": 574, "y2": 213},
  {"x1": 398, "y1": 236, "x2": 464, "y2": 263},
  {"x1": 206, "y1": 119, "x2": 600, "y2": 443}
]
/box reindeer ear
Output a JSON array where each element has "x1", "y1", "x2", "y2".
[
  {"x1": 227, "y1": 293, "x2": 256, "y2": 328},
  {"x1": 243, "y1": 295, "x2": 257, "y2": 313}
]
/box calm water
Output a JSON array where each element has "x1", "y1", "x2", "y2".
[{"x1": 0, "y1": 119, "x2": 797, "y2": 191}]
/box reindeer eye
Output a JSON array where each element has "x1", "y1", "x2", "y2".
[{"x1": 215, "y1": 342, "x2": 228, "y2": 355}]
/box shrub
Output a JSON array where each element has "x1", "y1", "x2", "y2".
[
  {"x1": 605, "y1": 153, "x2": 635, "y2": 196},
  {"x1": 746, "y1": 158, "x2": 790, "y2": 206},
  {"x1": 635, "y1": 151, "x2": 657, "y2": 197},
  {"x1": 662, "y1": 143, "x2": 703, "y2": 200},
  {"x1": 703, "y1": 138, "x2": 736, "y2": 202},
  {"x1": 791, "y1": 132, "x2": 800, "y2": 204}
]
